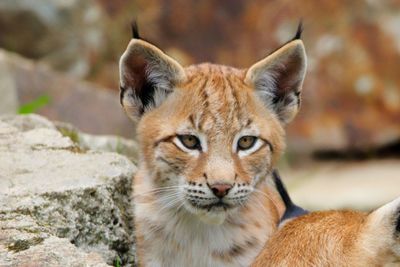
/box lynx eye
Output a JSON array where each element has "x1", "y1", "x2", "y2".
[
  {"x1": 177, "y1": 135, "x2": 201, "y2": 150},
  {"x1": 237, "y1": 136, "x2": 257, "y2": 150}
]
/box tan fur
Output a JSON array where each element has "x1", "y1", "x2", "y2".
[
  {"x1": 252, "y1": 197, "x2": 400, "y2": 267},
  {"x1": 120, "y1": 32, "x2": 306, "y2": 266},
  {"x1": 120, "y1": 29, "x2": 400, "y2": 267},
  {"x1": 133, "y1": 64, "x2": 285, "y2": 266}
]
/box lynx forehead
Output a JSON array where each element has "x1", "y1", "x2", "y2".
[{"x1": 120, "y1": 23, "x2": 306, "y2": 266}]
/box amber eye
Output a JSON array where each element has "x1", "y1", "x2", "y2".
[
  {"x1": 237, "y1": 136, "x2": 257, "y2": 150},
  {"x1": 178, "y1": 135, "x2": 201, "y2": 150}
]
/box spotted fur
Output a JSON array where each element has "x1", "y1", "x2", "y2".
[{"x1": 120, "y1": 25, "x2": 306, "y2": 266}]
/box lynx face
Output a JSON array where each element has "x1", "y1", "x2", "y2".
[
  {"x1": 136, "y1": 64, "x2": 287, "y2": 224},
  {"x1": 120, "y1": 31, "x2": 306, "y2": 225}
]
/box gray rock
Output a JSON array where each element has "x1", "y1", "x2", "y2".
[
  {"x1": 0, "y1": 217, "x2": 111, "y2": 267},
  {"x1": 0, "y1": 114, "x2": 137, "y2": 266},
  {"x1": 0, "y1": 113, "x2": 56, "y2": 132},
  {"x1": 55, "y1": 121, "x2": 139, "y2": 164}
]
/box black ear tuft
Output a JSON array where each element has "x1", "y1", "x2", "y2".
[
  {"x1": 131, "y1": 20, "x2": 140, "y2": 39},
  {"x1": 291, "y1": 20, "x2": 303, "y2": 41}
]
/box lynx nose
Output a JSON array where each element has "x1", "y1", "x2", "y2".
[{"x1": 209, "y1": 183, "x2": 232, "y2": 198}]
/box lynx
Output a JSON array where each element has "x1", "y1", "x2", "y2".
[
  {"x1": 119, "y1": 22, "x2": 400, "y2": 267},
  {"x1": 252, "y1": 172, "x2": 400, "y2": 266},
  {"x1": 119, "y1": 23, "x2": 305, "y2": 267}
]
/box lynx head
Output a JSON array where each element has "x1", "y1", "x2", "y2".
[{"x1": 120, "y1": 23, "x2": 306, "y2": 224}]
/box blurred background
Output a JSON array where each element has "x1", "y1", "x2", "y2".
[{"x1": 0, "y1": 0, "x2": 399, "y2": 211}]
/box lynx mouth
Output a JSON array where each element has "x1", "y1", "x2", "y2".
[{"x1": 190, "y1": 200, "x2": 233, "y2": 212}]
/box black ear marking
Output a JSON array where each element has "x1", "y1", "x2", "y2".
[
  {"x1": 131, "y1": 20, "x2": 140, "y2": 39},
  {"x1": 272, "y1": 170, "x2": 308, "y2": 224},
  {"x1": 119, "y1": 85, "x2": 126, "y2": 105},
  {"x1": 135, "y1": 79, "x2": 157, "y2": 114},
  {"x1": 396, "y1": 207, "x2": 400, "y2": 233}
]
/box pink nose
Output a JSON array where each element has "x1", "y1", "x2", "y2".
[{"x1": 209, "y1": 183, "x2": 232, "y2": 198}]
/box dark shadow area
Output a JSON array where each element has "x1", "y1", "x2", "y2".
[{"x1": 313, "y1": 139, "x2": 400, "y2": 161}]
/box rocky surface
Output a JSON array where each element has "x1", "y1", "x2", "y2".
[
  {"x1": 0, "y1": 114, "x2": 137, "y2": 266},
  {"x1": 55, "y1": 121, "x2": 139, "y2": 164},
  {"x1": 1, "y1": 235, "x2": 111, "y2": 267}
]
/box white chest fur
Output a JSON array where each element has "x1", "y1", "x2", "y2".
[{"x1": 134, "y1": 193, "x2": 275, "y2": 267}]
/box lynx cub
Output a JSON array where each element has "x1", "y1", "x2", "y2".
[{"x1": 119, "y1": 23, "x2": 305, "y2": 267}]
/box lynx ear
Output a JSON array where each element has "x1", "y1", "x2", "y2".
[
  {"x1": 364, "y1": 196, "x2": 400, "y2": 258},
  {"x1": 369, "y1": 196, "x2": 400, "y2": 233},
  {"x1": 119, "y1": 35, "x2": 186, "y2": 121},
  {"x1": 245, "y1": 37, "x2": 307, "y2": 124}
]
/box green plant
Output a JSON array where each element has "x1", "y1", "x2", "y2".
[
  {"x1": 115, "y1": 257, "x2": 121, "y2": 267},
  {"x1": 18, "y1": 95, "x2": 51, "y2": 114}
]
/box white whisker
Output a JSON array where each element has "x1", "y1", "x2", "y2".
[
  {"x1": 133, "y1": 185, "x2": 183, "y2": 197},
  {"x1": 253, "y1": 188, "x2": 280, "y2": 213}
]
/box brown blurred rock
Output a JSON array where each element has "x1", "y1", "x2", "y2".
[
  {"x1": 0, "y1": 0, "x2": 106, "y2": 78},
  {"x1": 95, "y1": 0, "x2": 400, "y2": 153},
  {"x1": 0, "y1": 53, "x2": 18, "y2": 114},
  {"x1": 2, "y1": 0, "x2": 399, "y2": 153},
  {"x1": 0, "y1": 49, "x2": 135, "y2": 138}
]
